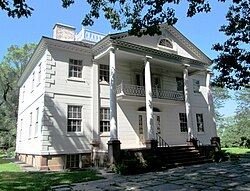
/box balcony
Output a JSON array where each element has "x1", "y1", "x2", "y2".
[{"x1": 116, "y1": 83, "x2": 184, "y2": 102}]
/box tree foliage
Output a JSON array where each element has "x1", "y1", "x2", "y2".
[
  {"x1": 212, "y1": 0, "x2": 250, "y2": 90},
  {"x1": 1, "y1": 0, "x2": 249, "y2": 89},
  {"x1": 218, "y1": 88, "x2": 250, "y2": 148},
  {"x1": 0, "y1": 43, "x2": 36, "y2": 149},
  {"x1": 0, "y1": 0, "x2": 33, "y2": 18}
]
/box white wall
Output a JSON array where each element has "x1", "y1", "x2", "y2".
[{"x1": 16, "y1": 51, "x2": 47, "y2": 154}]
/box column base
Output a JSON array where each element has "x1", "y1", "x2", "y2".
[
  {"x1": 145, "y1": 140, "x2": 158, "y2": 150},
  {"x1": 108, "y1": 140, "x2": 121, "y2": 165}
]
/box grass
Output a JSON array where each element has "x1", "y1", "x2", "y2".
[
  {"x1": 0, "y1": 158, "x2": 104, "y2": 191},
  {"x1": 222, "y1": 148, "x2": 250, "y2": 158},
  {"x1": 0, "y1": 158, "x2": 23, "y2": 172}
]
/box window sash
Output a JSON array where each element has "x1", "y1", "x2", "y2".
[
  {"x1": 66, "y1": 154, "x2": 80, "y2": 168},
  {"x1": 179, "y1": 113, "x2": 188, "y2": 132},
  {"x1": 99, "y1": 64, "x2": 109, "y2": 82},
  {"x1": 100, "y1": 108, "x2": 110, "y2": 133},
  {"x1": 67, "y1": 106, "x2": 82, "y2": 132},
  {"x1": 69, "y1": 59, "x2": 83, "y2": 78},
  {"x1": 193, "y1": 79, "x2": 200, "y2": 93},
  {"x1": 196, "y1": 114, "x2": 204, "y2": 132}
]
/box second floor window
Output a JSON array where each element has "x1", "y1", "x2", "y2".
[
  {"x1": 99, "y1": 64, "x2": 109, "y2": 82},
  {"x1": 38, "y1": 63, "x2": 41, "y2": 84},
  {"x1": 193, "y1": 79, "x2": 200, "y2": 93},
  {"x1": 32, "y1": 72, "x2": 35, "y2": 90},
  {"x1": 67, "y1": 105, "x2": 82, "y2": 132},
  {"x1": 176, "y1": 77, "x2": 184, "y2": 92},
  {"x1": 69, "y1": 59, "x2": 83, "y2": 78}
]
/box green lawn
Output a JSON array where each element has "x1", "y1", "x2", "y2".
[
  {"x1": 0, "y1": 158, "x2": 23, "y2": 172},
  {"x1": 222, "y1": 148, "x2": 250, "y2": 158},
  {"x1": 0, "y1": 158, "x2": 104, "y2": 191}
]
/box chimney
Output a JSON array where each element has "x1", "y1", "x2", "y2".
[{"x1": 53, "y1": 23, "x2": 76, "y2": 41}]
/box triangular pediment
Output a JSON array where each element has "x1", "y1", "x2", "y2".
[{"x1": 110, "y1": 24, "x2": 211, "y2": 64}]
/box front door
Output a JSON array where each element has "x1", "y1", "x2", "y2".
[{"x1": 138, "y1": 113, "x2": 161, "y2": 145}]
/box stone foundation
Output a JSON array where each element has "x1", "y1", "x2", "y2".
[{"x1": 16, "y1": 153, "x2": 91, "y2": 171}]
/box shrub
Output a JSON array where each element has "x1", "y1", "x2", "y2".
[
  {"x1": 208, "y1": 150, "x2": 238, "y2": 162},
  {"x1": 115, "y1": 152, "x2": 146, "y2": 175}
]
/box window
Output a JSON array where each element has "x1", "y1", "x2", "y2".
[
  {"x1": 179, "y1": 113, "x2": 188, "y2": 132},
  {"x1": 68, "y1": 59, "x2": 83, "y2": 78},
  {"x1": 156, "y1": 115, "x2": 161, "y2": 134},
  {"x1": 193, "y1": 79, "x2": 200, "y2": 93},
  {"x1": 196, "y1": 114, "x2": 204, "y2": 132},
  {"x1": 158, "y1": 39, "x2": 173, "y2": 49},
  {"x1": 29, "y1": 112, "x2": 32, "y2": 137},
  {"x1": 67, "y1": 106, "x2": 82, "y2": 132},
  {"x1": 32, "y1": 72, "x2": 35, "y2": 90},
  {"x1": 152, "y1": 76, "x2": 161, "y2": 88},
  {"x1": 19, "y1": 119, "x2": 23, "y2": 141},
  {"x1": 34, "y1": 107, "x2": 39, "y2": 137},
  {"x1": 100, "y1": 108, "x2": 110, "y2": 133},
  {"x1": 135, "y1": 73, "x2": 145, "y2": 86},
  {"x1": 176, "y1": 77, "x2": 184, "y2": 92},
  {"x1": 38, "y1": 63, "x2": 41, "y2": 84},
  {"x1": 22, "y1": 86, "x2": 25, "y2": 102},
  {"x1": 66, "y1": 154, "x2": 80, "y2": 168},
  {"x1": 99, "y1": 64, "x2": 109, "y2": 82},
  {"x1": 139, "y1": 115, "x2": 143, "y2": 134}
]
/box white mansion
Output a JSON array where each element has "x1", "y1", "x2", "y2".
[{"x1": 16, "y1": 23, "x2": 217, "y2": 170}]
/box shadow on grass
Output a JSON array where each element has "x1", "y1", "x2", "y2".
[
  {"x1": 0, "y1": 170, "x2": 104, "y2": 191},
  {"x1": 238, "y1": 151, "x2": 250, "y2": 159},
  {"x1": 0, "y1": 158, "x2": 10, "y2": 165}
]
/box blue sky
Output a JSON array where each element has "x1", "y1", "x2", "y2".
[{"x1": 0, "y1": 0, "x2": 237, "y2": 117}]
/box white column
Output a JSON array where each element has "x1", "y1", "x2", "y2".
[
  {"x1": 183, "y1": 64, "x2": 194, "y2": 141},
  {"x1": 109, "y1": 47, "x2": 118, "y2": 140},
  {"x1": 144, "y1": 56, "x2": 155, "y2": 140},
  {"x1": 92, "y1": 61, "x2": 100, "y2": 143},
  {"x1": 206, "y1": 69, "x2": 217, "y2": 137}
]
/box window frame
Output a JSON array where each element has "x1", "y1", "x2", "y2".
[
  {"x1": 99, "y1": 64, "x2": 109, "y2": 83},
  {"x1": 37, "y1": 63, "x2": 41, "y2": 85},
  {"x1": 100, "y1": 108, "x2": 110, "y2": 134},
  {"x1": 67, "y1": 105, "x2": 83, "y2": 133},
  {"x1": 179, "y1": 113, "x2": 188, "y2": 132},
  {"x1": 66, "y1": 154, "x2": 80, "y2": 169},
  {"x1": 31, "y1": 71, "x2": 35, "y2": 91},
  {"x1": 176, "y1": 77, "x2": 184, "y2": 92},
  {"x1": 34, "y1": 107, "x2": 39, "y2": 137},
  {"x1": 193, "y1": 79, "x2": 200, "y2": 93},
  {"x1": 196, "y1": 113, "x2": 204, "y2": 132},
  {"x1": 158, "y1": 38, "x2": 174, "y2": 49},
  {"x1": 68, "y1": 59, "x2": 83, "y2": 79},
  {"x1": 29, "y1": 112, "x2": 32, "y2": 138}
]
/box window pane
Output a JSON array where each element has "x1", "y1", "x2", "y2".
[
  {"x1": 100, "y1": 108, "x2": 110, "y2": 133},
  {"x1": 67, "y1": 106, "x2": 82, "y2": 132},
  {"x1": 69, "y1": 59, "x2": 83, "y2": 78}
]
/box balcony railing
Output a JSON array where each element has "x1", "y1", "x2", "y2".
[{"x1": 117, "y1": 83, "x2": 184, "y2": 101}]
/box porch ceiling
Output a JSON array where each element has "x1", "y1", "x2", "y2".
[{"x1": 95, "y1": 49, "x2": 204, "y2": 75}]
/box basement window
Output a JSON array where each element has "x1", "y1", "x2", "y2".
[{"x1": 66, "y1": 154, "x2": 80, "y2": 168}]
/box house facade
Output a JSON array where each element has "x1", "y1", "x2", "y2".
[{"x1": 16, "y1": 23, "x2": 217, "y2": 170}]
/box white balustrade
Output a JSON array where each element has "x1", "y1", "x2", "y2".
[{"x1": 117, "y1": 84, "x2": 184, "y2": 101}]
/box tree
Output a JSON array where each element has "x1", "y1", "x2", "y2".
[
  {"x1": 0, "y1": 43, "x2": 36, "y2": 150},
  {"x1": 1, "y1": 1, "x2": 249, "y2": 89},
  {"x1": 219, "y1": 88, "x2": 250, "y2": 148}
]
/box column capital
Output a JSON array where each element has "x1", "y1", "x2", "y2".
[
  {"x1": 182, "y1": 63, "x2": 190, "y2": 68},
  {"x1": 206, "y1": 69, "x2": 213, "y2": 75},
  {"x1": 145, "y1": 55, "x2": 152, "y2": 61}
]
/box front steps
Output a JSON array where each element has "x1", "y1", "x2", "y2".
[{"x1": 156, "y1": 145, "x2": 212, "y2": 169}]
